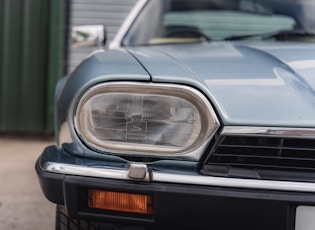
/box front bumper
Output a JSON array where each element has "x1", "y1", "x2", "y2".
[{"x1": 36, "y1": 145, "x2": 315, "y2": 229}]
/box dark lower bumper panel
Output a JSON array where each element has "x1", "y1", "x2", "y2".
[{"x1": 35, "y1": 146, "x2": 315, "y2": 230}]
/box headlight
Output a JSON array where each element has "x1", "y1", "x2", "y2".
[{"x1": 74, "y1": 82, "x2": 219, "y2": 158}]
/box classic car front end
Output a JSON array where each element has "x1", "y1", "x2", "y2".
[{"x1": 36, "y1": 0, "x2": 315, "y2": 229}]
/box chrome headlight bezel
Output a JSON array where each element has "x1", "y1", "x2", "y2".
[{"x1": 74, "y1": 82, "x2": 220, "y2": 159}]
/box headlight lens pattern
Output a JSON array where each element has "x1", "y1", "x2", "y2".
[{"x1": 75, "y1": 83, "x2": 219, "y2": 156}]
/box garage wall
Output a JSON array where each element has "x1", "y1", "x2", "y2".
[
  {"x1": 0, "y1": 0, "x2": 65, "y2": 134},
  {"x1": 0, "y1": 0, "x2": 136, "y2": 134},
  {"x1": 68, "y1": 0, "x2": 138, "y2": 73}
]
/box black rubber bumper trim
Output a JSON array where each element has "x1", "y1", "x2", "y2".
[
  {"x1": 35, "y1": 157, "x2": 65, "y2": 205},
  {"x1": 35, "y1": 147, "x2": 315, "y2": 229},
  {"x1": 62, "y1": 175, "x2": 315, "y2": 230}
]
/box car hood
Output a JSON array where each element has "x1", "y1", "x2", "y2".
[{"x1": 127, "y1": 42, "x2": 315, "y2": 127}]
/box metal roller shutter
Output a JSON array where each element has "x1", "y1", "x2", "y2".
[{"x1": 68, "y1": 0, "x2": 138, "y2": 73}]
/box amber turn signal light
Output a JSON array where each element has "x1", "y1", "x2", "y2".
[{"x1": 88, "y1": 189, "x2": 154, "y2": 215}]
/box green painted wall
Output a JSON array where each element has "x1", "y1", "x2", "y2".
[{"x1": 0, "y1": 0, "x2": 65, "y2": 134}]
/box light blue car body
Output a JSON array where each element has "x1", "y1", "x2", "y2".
[
  {"x1": 38, "y1": 0, "x2": 315, "y2": 229},
  {"x1": 56, "y1": 41, "x2": 315, "y2": 138}
]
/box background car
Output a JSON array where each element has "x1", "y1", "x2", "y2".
[{"x1": 36, "y1": 0, "x2": 315, "y2": 229}]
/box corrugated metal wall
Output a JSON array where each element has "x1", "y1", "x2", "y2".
[
  {"x1": 0, "y1": 0, "x2": 65, "y2": 134},
  {"x1": 68, "y1": 0, "x2": 137, "y2": 73}
]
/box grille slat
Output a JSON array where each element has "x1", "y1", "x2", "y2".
[
  {"x1": 205, "y1": 135, "x2": 315, "y2": 172},
  {"x1": 219, "y1": 144, "x2": 315, "y2": 152},
  {"x1": 208, "y1": 162, "x2": 315, "y2": 171}
]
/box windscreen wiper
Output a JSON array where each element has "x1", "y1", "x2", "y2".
[{"x1": 224, "y1": 30, "x2": 315, "y2": 41}]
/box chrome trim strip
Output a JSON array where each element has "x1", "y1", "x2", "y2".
[
  {"x1": 42, "y1": 161, "x2": 315, "y2": 193},
  {"x1": 222, "y1": 126, "x2": 315, "y2": 139},
  {"x1": 152, "y1": 172, "x2": 315, "y2": 193},
  {"x1": 110, "y1": 0, "x2": 148, "y2": 48},
  {"x1": 43, "y1": 162, "x2": 130, "y2": 180}
]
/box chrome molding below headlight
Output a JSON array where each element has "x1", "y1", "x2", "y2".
[
  {"x1": 43, "y1": 161, "x2": 150, "y2": 182},
  {"x1": 57, "y1": 122, "x2": 73, "y2": 147},
  {"x1": 40, "y1": 160, "x2": 315, "y2": 193}
]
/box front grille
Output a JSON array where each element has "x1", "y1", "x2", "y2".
[{"x1": 204, "y1": 135, "x2": 315, "y2": 172}]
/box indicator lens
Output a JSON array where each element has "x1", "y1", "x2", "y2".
[{"x1": 88, "y1": 190, "x2": 154, "y2": 215}]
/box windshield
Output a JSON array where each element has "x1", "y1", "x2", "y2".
[{"x1": 122, "y1": 0, "x2": 315, "y2": 46}]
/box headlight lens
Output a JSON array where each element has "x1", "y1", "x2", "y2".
[{"x1": 74, "y1": 82, "x2": 219, "y2": 156}]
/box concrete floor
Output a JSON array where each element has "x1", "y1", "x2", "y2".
[{"x1": 0, "y1": 136, "x2": 56, "y2": 230}]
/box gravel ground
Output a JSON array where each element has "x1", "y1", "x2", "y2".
[{"x1": 0, "y1": 136, "x2": 56, "y2": 230}]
